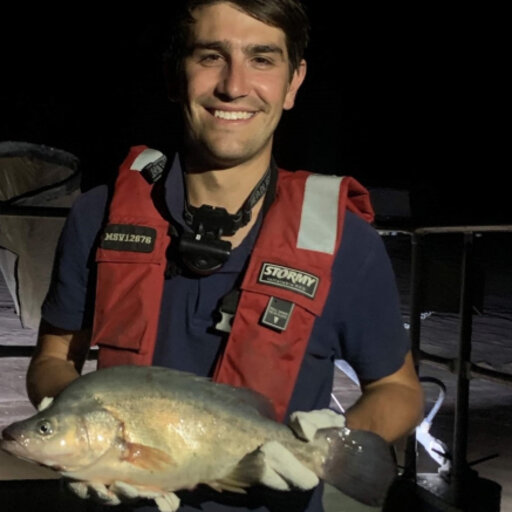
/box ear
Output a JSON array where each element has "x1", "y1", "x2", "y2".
[{"x1": 284, "y1": 60, "x2": 307, "y2": 111}]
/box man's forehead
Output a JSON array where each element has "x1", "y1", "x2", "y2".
[{"x1": 187, "y1": 2, "x2": 288, "y2": 54}]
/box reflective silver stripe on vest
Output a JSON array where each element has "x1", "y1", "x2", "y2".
[
  {"x1": 130, "y1": 148, "x2": 165, "y2": 172},
  {"x1": 297, "y1": 175, "x2": 343, "y2": 254}
]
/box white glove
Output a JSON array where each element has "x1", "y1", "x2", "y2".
[
  {"x1": 255, "y1": 440, "x2": 319, "y2": 491},
  {"x1": 66, "y1": 480, "x2": 180, "y2": 512},
  {"x1": 253, "y1": 409, "x2": 346, "y2": 492},
  {"x1": 289, "y1": 408, "x2": 346, "y2": 442}
]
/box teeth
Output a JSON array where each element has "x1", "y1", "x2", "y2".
[{"x1": 214, "y1": 110, "x2": 254, "y2": 120}]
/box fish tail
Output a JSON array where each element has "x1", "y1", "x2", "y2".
[{"x1": 315, "y1": 427, "x2": 396, "y2": 507}]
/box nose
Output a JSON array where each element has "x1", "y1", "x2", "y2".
[{"x1": 215, "y1": 59, "x2": 249, "y2": 100}]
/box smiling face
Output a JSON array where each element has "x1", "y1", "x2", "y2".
[{"x1": 181, "y1": 2, "x2": 306, "y2": 170}]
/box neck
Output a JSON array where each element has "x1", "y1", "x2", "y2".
[
  {"x1": 183, "y1": 153, "x2": 272, "y2": 248},
  {"x1": 184, "y1": 153, "x2": 271, "y2": 213}
]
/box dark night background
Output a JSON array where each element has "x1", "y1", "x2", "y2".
[{"x1": 0, "y1": 4, "x2": 505, "y2": 226}]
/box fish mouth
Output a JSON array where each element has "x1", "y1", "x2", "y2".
[
  {"x1": 0, "y1": 436, "x2": 64, "y2": 472},
  {"x1": 1, "y1": 428, "x2": 22, "y2": 454},
  {"x1": 1, "y1": 427, "x2": 16, "y2": 441},
  {"x1": 0, "y1": 437, "x2": 33, "y2": 463},
  {"x1": 1, "y1": 426, "x2": 60, "y2": 470},
  {"x1": 1, "y1": 424, "x2": 30, "y2": 458}
]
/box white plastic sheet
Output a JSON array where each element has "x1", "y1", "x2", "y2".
[{"x1": 0, "y1": 142, "x2": 81, "y2": 328}]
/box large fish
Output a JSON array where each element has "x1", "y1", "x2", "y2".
[{"x1": 1, "y1": 366, "x2": 395, "y2": 510}]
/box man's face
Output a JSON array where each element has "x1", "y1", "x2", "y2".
[{"x1": 181, "y1": 2, "x2": 306, "y2": 169}]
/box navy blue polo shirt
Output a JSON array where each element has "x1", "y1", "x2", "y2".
[{"x1": 42, "y1": 154, "x2": 410, "y2": 512}]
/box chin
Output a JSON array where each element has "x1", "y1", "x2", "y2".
[
  {"x1": 191, "y1": 148, "x2": 255, "y2": 170},
  {"x1": 209, "y1": 142, "x2": 272, "y2": 168}
]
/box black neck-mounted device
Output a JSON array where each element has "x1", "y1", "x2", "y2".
[{"x1": 178, "y1": 165, "x2": 275, "y2": 275}]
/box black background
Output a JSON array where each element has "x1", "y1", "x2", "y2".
[{"x1": 0, "y1": 4, "x2": 504, "y2": 225}]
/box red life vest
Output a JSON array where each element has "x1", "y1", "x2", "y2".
[{"x1": 91, "y1": 146, "x2": 374, "y2": 420}]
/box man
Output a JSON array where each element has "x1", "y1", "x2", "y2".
[{"x1": 27, "y1": 1, "x2": 424, "y2": 511}]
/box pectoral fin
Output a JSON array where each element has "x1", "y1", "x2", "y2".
[{"x1": 121, "y1": 442, "x2": 174, "y2": 471}]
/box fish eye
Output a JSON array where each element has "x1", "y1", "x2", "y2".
[{"x1": 36, "y1": 420, "x2": 54, "y2": 436}]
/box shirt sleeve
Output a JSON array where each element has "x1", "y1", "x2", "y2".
[
  {"x1": 41, "y1": 186, "x2": 108, "y2": 331},
  {"x1": 334, "y1": 213, "x2": 410, "y2": 381}
]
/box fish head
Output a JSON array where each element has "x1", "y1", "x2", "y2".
[{"x1": 1, "y1": 402, "x2": 122, "y2": 473}]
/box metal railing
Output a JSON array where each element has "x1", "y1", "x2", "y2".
[{"x1": 385, "y1": 224, "x2": 512, "y2": 511}]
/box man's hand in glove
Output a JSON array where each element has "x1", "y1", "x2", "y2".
[
  {"x1": 245, "y1": 409, "x2": 346, "y2": 491},
  {"x1": 66, "y1": 480, "x2": 180, "y2": 512}
]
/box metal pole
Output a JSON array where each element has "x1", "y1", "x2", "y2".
[
  {"x1": 452, "y1": 232, "x2": 474, "y2": 507},
  {"x1": 402, "y1": 232, "x2": 423, "y2": 479},
  {"x1": 409, "y1": 232, "x2": 423, "y2": 364}
]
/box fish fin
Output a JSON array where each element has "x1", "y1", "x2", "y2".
[
  {"x1": 316, "y1": 427, "x2": 397, "y2": 507},
  {"x1": 121, "y1": 442, "x2": 174, "y2": 471},
  {"x1": 206, "y1": 482, "x2": 223, "y2": 492},
  {"x1": 207, "y1": 480, "x2": 248, "y2": 494}
]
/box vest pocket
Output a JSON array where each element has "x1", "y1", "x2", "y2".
[{"x1": 92, "y1": 251, "x2": 165, "y2": 356}]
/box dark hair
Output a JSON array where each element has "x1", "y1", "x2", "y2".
[{"x1": 164, "y1": 0, "x2": 310, "y2": 93}]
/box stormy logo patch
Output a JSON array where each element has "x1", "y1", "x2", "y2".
[
  {"x1": 100, "y1": 224, "x2": 156, "y2": 253},
  {"x1": 258, "y1": 263, "x2": 319, "y2": 299}
]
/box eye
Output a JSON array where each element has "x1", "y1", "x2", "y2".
[
  {"x1": 252, "y1": 56, "x2": 274, "y2": 68},
  {"x1": 36, "y1": 420, "x2": 54, "y2": 436},
  {"x1": 198, "y1": 53, "x2": 223, "y2": 66}
]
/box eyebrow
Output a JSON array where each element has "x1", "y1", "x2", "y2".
[{"x1": 189, "y1": 40, "x2": 285, "y2": 59}]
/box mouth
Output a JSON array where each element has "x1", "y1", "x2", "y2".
[
  {"x1": 2, "y1": 428, "x2": 15, "y2": 441},
  {"x1": 207, "y1": 108, "x2": 256, "y2": 121},
  {"x1": 0, "y1": 437, "x2": 28, "y2": 461},
  {"x1": 0, "y1": 437, "x2": 64, "y2": 471},
  {"x1": 0, "y1": 428, "x2": 21, "y2": 454}
]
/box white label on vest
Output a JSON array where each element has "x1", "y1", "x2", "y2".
[
  {"x1": 261, "y1": 297, "x2": 295, "y2": 331},
  {"x1": 258, "y1": 263, "x2": 319, "y2": 299},
  {"x1": 101, "y1": 224, "x2": 156, "y2": 252}
]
